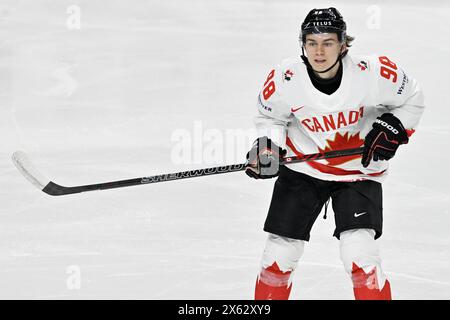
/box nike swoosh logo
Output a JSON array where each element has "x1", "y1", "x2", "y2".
[
  {"x1": 291, "y1": 106, "x2": 304, "y2": 113},
  {"x1": 354, "y1": 212, "x2": 367, "y2": 217}
]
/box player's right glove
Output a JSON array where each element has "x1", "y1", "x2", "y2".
[
  {"x1": 245, "y1": 136, "x2": 286, "y2": 179},
  {"x1": 362, "y1": 113, "x2": 409, "y2": 168}
]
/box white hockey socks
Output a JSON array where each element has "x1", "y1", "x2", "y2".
[
  {"x1": 340, "y1": 228, "x2": 392, "y2": 300},
  {"x1": 255, "y1": 233, "x2": 304, "y2": 300}
]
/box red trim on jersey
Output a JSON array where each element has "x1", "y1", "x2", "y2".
[
  {"x1": 406, "y1": 129, "x2": 415, "y2": 138},
  {"x1": 285, "y1": 137, "x2": 385, "y2": 177}
]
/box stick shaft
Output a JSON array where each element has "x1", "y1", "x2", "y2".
[{"x1": 20, "y1": 147, "x2": 365, "y2": 196}]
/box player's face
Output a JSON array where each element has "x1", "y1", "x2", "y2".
[{"x1": 304, "y1": 33, "x2": 344, "y2": 73}]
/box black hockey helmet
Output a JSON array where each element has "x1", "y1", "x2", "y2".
[{"x1": 300, "y1": 7, "x2": 347, "y2": 43}]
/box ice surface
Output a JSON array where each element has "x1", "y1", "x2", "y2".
[{"x1": 0, "y1": 0, "x2": 449, "y2": 299}]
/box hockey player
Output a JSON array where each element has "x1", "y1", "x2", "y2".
[{"x1": 245, "y1": 7, "x2": 425, "y2": 300}]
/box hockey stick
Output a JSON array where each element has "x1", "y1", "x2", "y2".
[{"x1": 11, "y1": 147, "x2": 364, "y2": 196}]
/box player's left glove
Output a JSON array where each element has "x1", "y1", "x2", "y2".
[{"x1": 362, "y1": 113, "x2": 409, "y2": 168}]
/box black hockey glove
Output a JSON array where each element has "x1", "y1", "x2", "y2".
[
  {"x1": 245, "y1": 137, "x2": 287, "y2": 179},
  {"x1": 362, "y1": 113, "x2": 409, "y2": 168}
]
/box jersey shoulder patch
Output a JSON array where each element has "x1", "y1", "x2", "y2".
[
  {"x1": 348, "y1": 54, "x2": 372, "y2": 72},
  {"x1": 279, "y1": 56, "x2": 303, "y2": 83}
]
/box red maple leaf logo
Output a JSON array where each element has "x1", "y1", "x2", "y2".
[
  {"x1": 318, "y1": 132, "x2": 364, "y2": 166},
  {"x1": 351, "y1": 263, "x2": 392, "y2": 299},
  {"x1": 284, "y1": 69, "x2": 294, "y2": 81}
]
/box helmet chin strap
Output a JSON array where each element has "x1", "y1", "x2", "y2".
[{"x1": 301, "y1": 46, "x2": 346, "y2": 74}]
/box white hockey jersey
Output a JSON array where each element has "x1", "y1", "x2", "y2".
[{"x1": 254, "y1": 54, "x2": 425, "y2": 182}]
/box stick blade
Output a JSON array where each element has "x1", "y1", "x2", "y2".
[{"x1": 12, "y1": 151, "x2": 51, "y2": 191}]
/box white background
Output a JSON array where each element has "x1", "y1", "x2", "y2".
[{"x1": 0, "y1": 0, "x2": 449, "y2": 299}]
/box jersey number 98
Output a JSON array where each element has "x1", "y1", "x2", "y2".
[
  {"x1": 379, "y1": 56, "x2": 398, "y2": 83},
  {"x1": 263, "y1": 69, "x2": 276, "y2": 100}
]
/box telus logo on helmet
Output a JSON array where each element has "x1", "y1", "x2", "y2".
[{"x1": 311, "y1": 21, "x2": 332, "y2": 26}]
